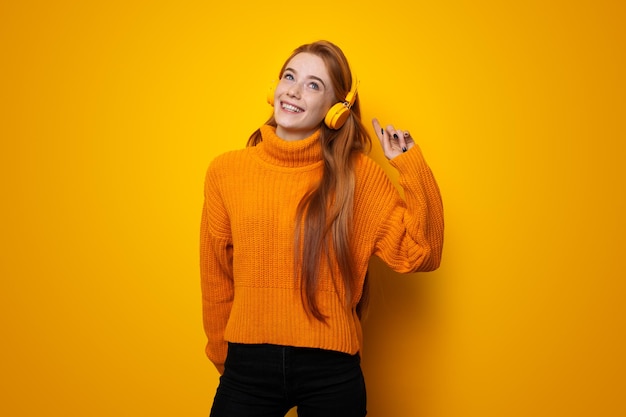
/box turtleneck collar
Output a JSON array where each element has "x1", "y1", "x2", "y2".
[{"x1": 254, "y1": 125, "x2": 323, "y2": 169}]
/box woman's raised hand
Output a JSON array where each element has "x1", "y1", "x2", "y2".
[{"x1": 372, "y1": 118, "x2": 416, "y2": 160}]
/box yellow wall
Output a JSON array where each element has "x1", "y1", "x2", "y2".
[{"x1": 1, "y1": 1, "x2": 624, "y2": 416}]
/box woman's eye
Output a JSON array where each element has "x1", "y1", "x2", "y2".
[
  {"x1": 308, "y1": 82, "x2": 320, "y2": 90},
  {"x1": 283, "y1": 73, "x2": 294, "y2": 81}
]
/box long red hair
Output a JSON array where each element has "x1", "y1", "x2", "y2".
[{"x1": 247, "y1": 40, "x2": 371, "y2": 322}]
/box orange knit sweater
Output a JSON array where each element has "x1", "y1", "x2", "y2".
[{"x1": 200, "y1": 125, "x2": 444, "y2": 374}]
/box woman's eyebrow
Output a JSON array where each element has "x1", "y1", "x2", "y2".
[
  {"x1": 308, "y1": 75, "x2": 327, "y2": 88},
  {"x1": 284, "y1": 67, "x2": 327, "y2": 88}
]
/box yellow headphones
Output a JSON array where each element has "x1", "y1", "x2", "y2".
[{"x1": 266, "y1": 74, "x2": 359, "y2": 130}]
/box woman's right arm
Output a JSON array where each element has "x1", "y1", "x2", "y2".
[{"x1": 199, "y1": 163, "x2": 233, "y2": 375}]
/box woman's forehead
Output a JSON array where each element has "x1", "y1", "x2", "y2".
[{"x1": 285, "y1": 53, "x2": 330, "y2": 79}]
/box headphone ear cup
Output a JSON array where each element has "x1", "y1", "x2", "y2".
[
  {"x1": 324, "y1": 103, "x2": 350, "y2": 130},
  {"x1": 267, "y1": 80, "x2": 276, "y2": 106}
]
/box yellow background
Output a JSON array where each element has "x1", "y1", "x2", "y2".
[{"x1": 1, "y1": 0, "x2": 624, "y2": 416}]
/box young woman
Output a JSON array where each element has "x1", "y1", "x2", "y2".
[{"x1": 200, "y1": 40, "x2": 444, "y2": 417}]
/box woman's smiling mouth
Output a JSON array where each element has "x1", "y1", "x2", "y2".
[{"x1": 281, "y1": 102, "x2": 304, "y2": 113}]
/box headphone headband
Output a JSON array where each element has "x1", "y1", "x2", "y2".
[
  {"x1": 324, "y1": 73, "x2": 358, "y2": 129},
  {"x1": 343, "y1": 75, "x2": 359, "y2": 109}
]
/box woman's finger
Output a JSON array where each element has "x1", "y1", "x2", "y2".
[
  {"x1": 403, "y1": 130, "x2": 416, "y2": 151},
  {"x1": 372, "y1": 118, "x2": 392, "y2": 155},
  {"x1": 394, "y1": 129, "x2": 408, "y2": 153}
]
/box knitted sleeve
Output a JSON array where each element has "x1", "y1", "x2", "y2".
[
  {"x1": 359, "y1": 146, "x2": 444, "y2": 273},
  {"x1": 199, "y1": 160, "x2": 234, "y2": 375}
]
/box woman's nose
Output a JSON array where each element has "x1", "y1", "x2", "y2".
[{"x1": 286, "y1": 82, "x2": 302, "y2": 98}]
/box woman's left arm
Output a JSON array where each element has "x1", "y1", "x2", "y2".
[{"x1": 370, "y1": 118, "x2": 445, "y2": 272}]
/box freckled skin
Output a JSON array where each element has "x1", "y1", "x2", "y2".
[{"x1": 273, "y1": 53, "x2": 336, "y2": 141}]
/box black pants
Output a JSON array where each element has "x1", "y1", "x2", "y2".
[{"x1": 210, "y1": 343, "x2": 367, "y2": 417}]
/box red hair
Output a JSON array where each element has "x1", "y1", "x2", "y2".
[{"x1": 248, "y1": 40, "x2": 371, "y2": 321}]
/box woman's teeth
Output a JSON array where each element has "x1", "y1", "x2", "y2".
[{"x1": 282, "y1": 103, "x2": 303, "y2": 113}]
